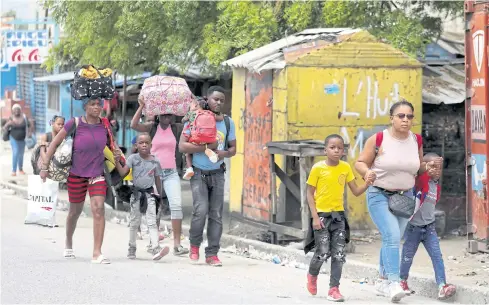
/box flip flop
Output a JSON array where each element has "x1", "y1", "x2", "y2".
[
  {"x1": 63, "y1": 249, "x2": 76, "y2": 259},
  {"x1": 91, "y1": 254, "x2": 111, "y2": 264}
]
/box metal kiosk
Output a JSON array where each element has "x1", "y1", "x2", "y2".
[{"x1": 266, "y1": 140, "x2": 349, "y2": 244}]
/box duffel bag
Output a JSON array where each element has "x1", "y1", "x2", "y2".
[{"x1": 140, "y1": 76, "x2": 193, "y2": 117}]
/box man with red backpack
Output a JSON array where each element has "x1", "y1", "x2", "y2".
[{"x1": 179, "y1": 86, "x2": 236, "y2": 266}]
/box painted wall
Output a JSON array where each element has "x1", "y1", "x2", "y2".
[
  {"x1": 425, "y1": 42, "x2": 458, "y2": 61},
  {"x1": 286, "y1": 66, "x2": 422, "y2": 229},
  {"x1": 465, "y1": 9, "x2": 488, "y2": 243},
  {"x1": 1, "y1": 66, "x2": 17, "y2": 96},
  {"x1": 241, "y1": 71, "x2": 273, "y2": 221},
  {"x1": 229, "y1": 31, "x2": 424, "y2": 229},
  {"x1": 229, "y1": 68, "x2": 246, "y2": 213}
]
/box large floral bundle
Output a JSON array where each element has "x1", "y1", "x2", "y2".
[{"x1": 140, "y1": 76, "x2": 193, "y2": 117}]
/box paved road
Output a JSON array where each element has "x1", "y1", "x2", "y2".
[{"x1": 1, "y1": 193, "x2": 447, "y2": 304}]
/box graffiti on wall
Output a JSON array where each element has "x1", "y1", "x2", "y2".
[
  {"x1": 340, "y1": 126, "x2": 388, "y2": 158},
  {"x1": 242, "y1": 71, "x2": 273, "y2": 221},
  {"x1": 325, "y1": 76, "x2": 398, "y2": 158},
  {"x1": 326, "y1": 77, "x2": 400, "y2": 119}
]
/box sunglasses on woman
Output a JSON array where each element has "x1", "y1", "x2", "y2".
[{"x1": 393, "y1": 113, "x2": 415, "y2": 120}]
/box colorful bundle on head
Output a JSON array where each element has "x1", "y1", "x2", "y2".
[{"x1": 79, "y1": 66, "x2": 113, "y2": 79}]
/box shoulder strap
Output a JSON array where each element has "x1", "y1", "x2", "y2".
[
  {"x1": 23, "y1": 114, "x2": 28, "y2": 134},
  {"x1": 46, "y1": 132, "x2": 53, "y2": 143},
  {"x1": 224, "y1": 115, "x2": 230, "y2": 150},
  {"x1": 66, "y1": 117, "x2": 79, "y2": 139},
  {"x1": 414, "y1": 133, "x2": 422, "y2": 150},
  {"x1": 374, "y1": 131, "x2": 383, "y2": 155},
  {"x1": 149, "y1": 122, "x2": 158, "y2": 140},
  {"x1": 100, "y1": 117, "x2": 116, "y2": 148},
  {"x1": 171, "y1": 123, "x2": 183, "y2": 141}
]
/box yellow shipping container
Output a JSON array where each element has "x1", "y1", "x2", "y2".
[{"x1": 224, "y1": 29, "x2": 423, "y2": 230}]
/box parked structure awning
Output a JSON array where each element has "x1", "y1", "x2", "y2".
[
  {"x1": 422, "y1": 62, "x2": 465, "y2": 105},
  {"x1": 33, "y1": 71, "x2": 75, "y2": 82}
]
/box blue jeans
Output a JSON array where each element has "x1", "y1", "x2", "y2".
[
  {"x1": 160, "y1": 169, "x2": 183, "y2": 220},
  {"x1": 9, "y1": 136, "x2": 25, "y2": 172},
  {"x1": 367, "y1": 186, "x2": 411, "y2": 282},
  {"x1": 400, "y1": 222, "x2": 446, "y2": 285}
]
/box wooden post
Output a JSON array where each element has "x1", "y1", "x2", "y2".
[
  {"x1": 439, "y1": 120, "x2": 446, "y2": 194},
  {"x1": 269, "y1": 153, "x2": 278, "y2": 244},
  {"x1": 299, "y1": 157, "x2": 310, "y2": 238},
  {"x1": 269, "y1": 154, "x2": 277, "y2": 221},
  {"x1": 121, "y1": 75, "x2": 127, "y2": 147}
]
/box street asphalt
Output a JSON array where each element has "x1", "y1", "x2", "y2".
[{"x1": 1, "y1": 192, "x2": 448, "y2": 304}]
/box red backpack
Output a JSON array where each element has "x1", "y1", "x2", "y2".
[
  {"x1": 375, "y1": 131, "x2": 422, "y2": 155},
  {"x1": 190, "y1": 110, "x2": 217, "y2": 144}
]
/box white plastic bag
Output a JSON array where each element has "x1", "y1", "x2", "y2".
[{"x1": 25, "y1": 175, "x2": 59, "y2": 226}]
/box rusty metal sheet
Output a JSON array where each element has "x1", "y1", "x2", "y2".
[
  {"x1": 242, "y1": 71, "x2": 273, "y2": 221},
  {"x1": 222, "y1": 28, "x2": 360, "y2": 73}
]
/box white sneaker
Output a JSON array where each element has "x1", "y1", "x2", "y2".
[
  {"x1": 388, "y1": 282, "x2": 406, "y2": 303},
  {"x1": 375, "y1": 279, "x2": 389, "y2": 297}
]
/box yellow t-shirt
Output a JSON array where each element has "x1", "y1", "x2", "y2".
[{"x1": 306, "y1": 160, "x2": 355, "y2": 212}]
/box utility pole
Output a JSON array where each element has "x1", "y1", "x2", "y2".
[{"x1": 121, "y1": 75, "x2": 127, "y2": 147}]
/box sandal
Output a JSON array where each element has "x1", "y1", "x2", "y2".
[
  {"x1": 91, "y1": 254, "x2": 111, "y2": 264},
  {"x1": 63, "y1": 249, "x2": 76, "y2": 259}
]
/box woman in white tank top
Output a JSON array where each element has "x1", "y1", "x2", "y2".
[{"x1": 355, "y1": 100, "x2": 441, "y2": 303}]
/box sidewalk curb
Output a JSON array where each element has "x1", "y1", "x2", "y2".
[{"x1": 2, "y1": 181, "x2": 488, "y2": 304}]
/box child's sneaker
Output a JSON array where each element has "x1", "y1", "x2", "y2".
[
  {"x1": 174, "y1": 245, "x2": 189, "y2": 256},
  {"x1": 400, "y1": 280, "x2": 414, "y2": 295},
  {"x1": 127, "y1": 246, "x2": 136, "y2": 259},
  {"x1": 438, "y1": 284, "x2": 456, "y2": 300},
  {"x1": 151, "y1": 246, "x2": 170, "y2": 261},
  {"x1": 183, "y1": 167, "x2": 194, "y2": 180},
  {"x1": 374, "y1": 279, "x2": 389, "y2": 297},
  {"x1": 388, "y1": 282, "x2": 406, "y2": 303},
  {"x1": 307, "y1": 274, "x2": 318, "y2": 295},
  {"x1": 327, "y1": 286, "x2": 344, "y2": 302},
  {"x1": 205, "y1": 148, "x2": 218, "y2": 163}
]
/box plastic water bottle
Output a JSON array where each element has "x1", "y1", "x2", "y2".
[{"x1": 272, "y1": 256, "x2": 281, "y2": 264}]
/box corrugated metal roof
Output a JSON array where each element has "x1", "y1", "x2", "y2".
[
  {"x1": 422, "y1": 63, "x2": 465, "y2": 105},
  {"x1": 222, "y1": 28, "x2": 360, "y2": 72},
  {"x1": 33, "y1": 71, "x2": 75, "y2": 82},
  {"x1": 438, "y1": 32, "x2": 464, "y2": 55}
]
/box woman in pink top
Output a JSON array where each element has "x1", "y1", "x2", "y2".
[
  {"x1": 355, "y1": 99, "x2": 441, "y2": 303},
  {"x1": 130, "y1": 99, "x2": 188, "y2": 256}
]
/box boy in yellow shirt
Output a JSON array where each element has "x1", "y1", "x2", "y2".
[{"x1": 305, "y1": 134, "x2": 373, "y2": 301}]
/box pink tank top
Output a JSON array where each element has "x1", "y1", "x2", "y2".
[
  {"x1": 371, "y1": 129, "x2": 420, "y2": 191},
  {"x1": 151, "y1": 125, "x2": 176, "y2": 169}
]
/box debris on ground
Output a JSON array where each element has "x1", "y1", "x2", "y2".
[
  {"x1": 272, "y1": 256, "x2": 281, "y2": 264},
  {"x1": 1, "y1": 189, "x2": 16, "y2": 195},
  {"x1": 352, "y1": 278, "x2": 369, "y2": 284}
]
